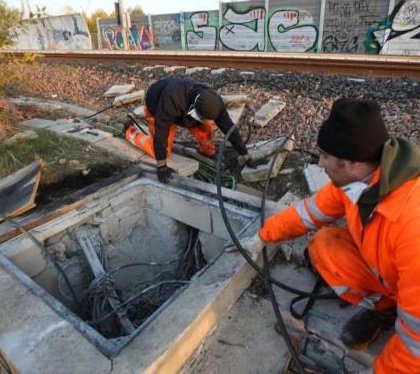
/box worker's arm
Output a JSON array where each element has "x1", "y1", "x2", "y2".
[
  {"x1": 215, "y1": 108, "x2": 248, "y2": 156},
  {"x1": 374, "y1": 208, "x2": 420, "y2": 373},
  {"x1": 227, "y1": 181, "x2": 346, "y2": 258},
  {"x1": 260, "y1": 181, "x2": 345, "y2": 242},
  {"x1": 153, "y1": 93, "x2": 179, "y2": 162}
]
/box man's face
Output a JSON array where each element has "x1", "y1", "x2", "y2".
[{"x1": 318, "y1": 150, "x2": 355, "y2": 187}]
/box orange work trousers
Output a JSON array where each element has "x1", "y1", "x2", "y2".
[
  {"x1": 308, "y1": 227, "x2": 395, "y2": 311},
  {"x1": 125, "y1": 106, "x2": 216, "y2": 158}
]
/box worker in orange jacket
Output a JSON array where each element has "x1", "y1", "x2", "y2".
[
  {"x1": 123, "y1": 77, "x2": 253, "y2": 183},
  {"x1": 233, "y1": 98, "x2": 420, "y2": 373}
]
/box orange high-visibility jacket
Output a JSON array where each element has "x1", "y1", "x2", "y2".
[{"x1": 260, "y1": 138, "x2": 420, "y2": 373}]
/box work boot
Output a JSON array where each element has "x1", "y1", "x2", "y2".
[{"x1": 341, "y1": 308, "x2": 396, "y2": 350}]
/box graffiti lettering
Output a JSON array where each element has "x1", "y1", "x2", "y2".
[
  {"x1": 102, "y1": 24, "x2": 153, "y2": 50},
  {"x1": 220, "y1": 7, "x2": 266, "y2": 51},
  {"x1": 92, "y1": 0, "x2": 419, "y2": 55},
  {"x1": 268, "y1": 10, "x2": 317, "y2": 52},
  {"x1": 186, "y1": 12, "x2": 217, "y2": 50},
  {"x1": 323, "y1": 35, "x2": 359, "y2": 53}
]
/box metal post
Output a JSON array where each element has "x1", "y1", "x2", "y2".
[
  {"x1": 317, "y1": 0, "x2": 327, "y2": 53},
  {"x1": 118, "y1": 0, "x2": 129, "y2": 50}
]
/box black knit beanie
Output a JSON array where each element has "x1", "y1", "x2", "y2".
[
  {"x1": 317, "y1": 98, "x2": 389, "y2": 163},
  {"x1": 195, "y1": 90, "x2": 223, "y2": 120}
]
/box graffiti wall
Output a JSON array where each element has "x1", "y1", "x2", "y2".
[
  {"x1": 184, "y1": 10, "x2": 219, "y2": 51},
  {"x1": 11, "y1": 13, "x2": 91, "y2": 50},
  {"x1": 98, "y1": 16, "x2": 153, "y2": 50},
  {"x1": 152, "y1": 13, "x2": 182, "y2": 50},
  {"x1": 95, "y1": 0, "x2": 419, "y2": 55},
  {"x1": 368, "y1": 0, "x2": 420, "y2": 54},
  {"x1": 322, "y1": 0, "x2": 389, "y2": 53}
]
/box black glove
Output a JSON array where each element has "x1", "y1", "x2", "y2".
[
  {"x1": 157, "y1": 165, "x2": 174, "y2": 184},
  {"x1": 238, "y1": 155, "x2": 265, "y2": 169},
  {"x1": 122, "y1": 119, "x2": 133, "y2": 133},
  {"x1": 246, "y1": 158, "x2": 266, "y2": 169}
]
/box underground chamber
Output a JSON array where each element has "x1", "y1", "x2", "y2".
[{"x1": 0, "y1": 176, "x2": 259, "y2": 361}]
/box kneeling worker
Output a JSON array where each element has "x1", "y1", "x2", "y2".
[
  {"x1": 124, "y1": 77, "x2": 253, "y2": 183},
  {"x1": 231, "y1": 98, "x2": 420, "y2": 373}
]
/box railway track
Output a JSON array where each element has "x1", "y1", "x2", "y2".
[{"x1": 3, "y1": 50, "x2": 420, "y2": 79}]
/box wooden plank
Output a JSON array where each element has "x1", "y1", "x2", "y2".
[{"x1": 0, "y1": 161, "x2": 43, "y2": 219}]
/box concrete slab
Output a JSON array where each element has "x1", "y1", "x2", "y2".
[
  {"x1": 103, "y1": 84, "x2": 135, "y2": 98},
  {"x1": 143, "y1": 65, "x2": 165, "y2": 71},
  {"x1": 45, "y1": 119, "x2": 80, "y2": 133},
  {"x1": 254, "y1": 98, "x2": 286, "y2": 127},
  {"x1": 211, "y1": 68, "x2": 229, "y2": 75},
  {"x1": 303, "y1": 164, "x2": 330, "y2": 194},
  {"x1": 227, "y1": 104, "x2": 246, "y2": 125},
  {"x1": 11, "y1": 97, "x2": 63, "y2": 112},
  {"x1": 239, "y1": 71, "x2": 255, "y2": 79},
  {"x1": 0, "y1": 258, "x2": 112, "y2": 374},
  {"x1": 221, "y1": 94, "x2": 250, "y2": 107},
  {"x1": 185, "y1": 67, "x2": 210, "y2": 75},
  {"x1": 133, "y1": 105, "x2": 145, "y2": 118},
  {"x1": 20, "y1": 118, "x2": 57, "y2": 129},
  {"x1": 241, "y1": 138, "x2": 294, "y2": 182},
  {"x1": 113, "y1": 90, "x2": 145, "y2": 107},
  {"x1": 163, "y1": 66, "x2": 186, "y2": 73},
  {"x1": 94, "y1": 136, "x2": 143, "y2": 162},
  {"x1": 11, "y1": 97, "x2": 111, "y2": 122},
  {"x1": 65, "y1": 128, "x2": 114, "y2": 143}
]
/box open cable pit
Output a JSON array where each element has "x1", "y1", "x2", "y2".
[{"x1": 0, "y1": 177, "x2": 259, "y2": 360}]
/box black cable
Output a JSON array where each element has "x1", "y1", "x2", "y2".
[
  {"x1": 215, "y1": 125, "x2": 340, "y2": 373},
  {"x1": 87, "y1": 280, "x2": 190, "y2": 325},
  {"x1": 3, "y1": 216, "x2": 82, "y2": 312},
  {"x1": 216, "y1": 130, "x2": 335, "y2": 298},
  {"x1": 79, "y1": 104, "x2": 114, "y2": 120},
  {"x1": 126, "y1": 113, "x2": 149, "y2": 135},
  {"x1": 215, "y1": 126, "x2": 305, "y2": 373}
]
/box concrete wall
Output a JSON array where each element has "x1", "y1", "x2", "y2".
[
  {"x1": 11, "y1": 13, "x2": 92, "y2": 50},
  {"x1": 97, "y1": 0, "x2": 419, "y2": 55}
]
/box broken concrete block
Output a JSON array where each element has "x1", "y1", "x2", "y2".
[
  {"x1": 221, "y1": 95, "x2": 250, "y2": 107},
  {"x1": 239, "y1": 71, "x2": 255, "y2": 79},
  {"x1": 143, "y1": 65, "x2": 165, "y2": 71},
  {"x1": 185, "y1": 67, "x2": 210, "y2": 75},
  {"x1": 113, "y1": 90, "x2": 145, "y2": 107},
  {"x1": 133, "y1": 105, "x2": 145, "y2": 118},
  {"x1": 303, "y1": 164, "x2": 330, "y2": 194},
  {"x1": 163, "y1": 66, "x2": 186, "y2": 73},
  {"x1": 254, "y1": 98, "x2": 286, "y2": 127},
  {"x1": 227, "y1": 104, "x2": 246, "y2": 125},
  {"x1": 211, "y1": 68, "x2": 228, "y2": 75},
  {"x1": 241, "y1": 138, "x2": 294, "y2": 182},
  {"x1": 103, "y1": 84, "x2": 135, "y2": 98},
  {"x1": 247, "y1": 136, "x2": 293, "y2": 161}
]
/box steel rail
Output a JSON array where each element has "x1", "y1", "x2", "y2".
[{"x1": 2, "y1": 50, "x2": 420, "y2": 78}]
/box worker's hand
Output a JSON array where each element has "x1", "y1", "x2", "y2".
[
  {"x1": 237, "y1": 154, "x2": 250, "y2": 167},
  {"x1": 122, "y1": 119, "x2": 134, "y2": 133},
  {"x1": 157, "y1": 165, "x2": 174, "y2": 184},
  {"x1": 224, "y1": 233, "x2": 266, "y2": 260},
  {"x1": 238, "y1": 154, "x2": 264, "y2": 169}
]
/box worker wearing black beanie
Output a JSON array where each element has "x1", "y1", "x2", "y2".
[{"x1": 317, "y1": 98, "x2": 390, "y2": 163}]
